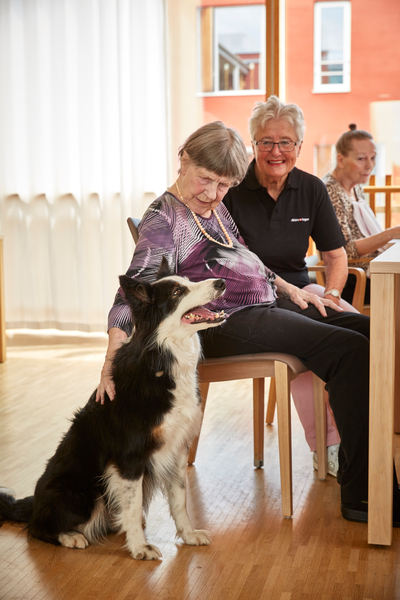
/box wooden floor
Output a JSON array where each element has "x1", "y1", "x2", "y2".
[{"x1": 1, "y1": 331, "x2": 400, "y2": 600}]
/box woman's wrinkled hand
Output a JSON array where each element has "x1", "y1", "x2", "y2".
[
  {"x1": 95, "y1": 358, "x2": 116, "y2": 405},
  {"x1": 95, "y1": 327, "x2": 128, "y2": 405},
  {"x1": 288, "y1": 287, "x2": 343, "y2": 316}
]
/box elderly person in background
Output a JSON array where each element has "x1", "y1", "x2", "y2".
[
  {"x1": 95, "y1": 121, "x2": 399, "y2": 527},
  {"x1": 323, "y1": 125, "x2": 400, "y2": 304},
  {"x1": 224, "y1": 96, "x2": 352, "y2": 475}
]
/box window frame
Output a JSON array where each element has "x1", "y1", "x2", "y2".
[
  {"x1": 197, "y1": 4, "x2": 266, "y2": 97},
  {"x1": 313, "y1": 1, "x2": 351, "y2": 94}
]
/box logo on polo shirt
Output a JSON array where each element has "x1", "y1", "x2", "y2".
[{"x1": 291, "y1": 217, "x2": 310, "y2": 222}]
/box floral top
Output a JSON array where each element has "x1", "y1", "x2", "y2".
[
  {"x1": 322, "y1": 172, "x2": 379, "y2": 272},
  {"x1": 108, "y1": 191, "x2": 278, "y2": 336}
]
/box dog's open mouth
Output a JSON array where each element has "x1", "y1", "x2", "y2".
[{"x1": 182, "y1": 306, "x2": 226, "y2": 324}]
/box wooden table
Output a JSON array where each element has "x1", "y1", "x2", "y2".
[{"x1": 368, "y1": 242, "x2": 400, "y2": 545}]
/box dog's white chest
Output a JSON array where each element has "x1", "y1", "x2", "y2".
[
  {"x1": 153, "y1": 369, "x2": 202, "y2": 464},
  {"x1": 168, "y1": 372, "x2": 201, "y2": 439}
]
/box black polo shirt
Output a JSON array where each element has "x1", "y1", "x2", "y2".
[{"x1": 223, "y1": 160, "x2": 345, "y2": 288}]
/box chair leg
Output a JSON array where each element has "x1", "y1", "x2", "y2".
[
  {"x1": 266, "y1": 377, "x2": 276, "y2": 424},
  {"x1": 253, "y1": 378, "x2": 265, "y2": 468},
  {"x1": 312, "y1": 375, "x2": 327, "y2": 480},
  {"x1": 187, "y1": 382, "x2": 210, "y2": 465},
  {"x1": 275, "y1": 362, "x2": 293, "y2": 518}
]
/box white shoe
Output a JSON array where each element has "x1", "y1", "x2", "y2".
[{"x1": 313, "y1": 443, "x2": 340, "y2": 477}]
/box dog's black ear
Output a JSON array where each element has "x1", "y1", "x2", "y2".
[
  {"x1": 155, "y1": 256, "x2": 172, "y2": 280},
  {"x1": 119, "y1": 275, "x2": 154, "y2": 305}
]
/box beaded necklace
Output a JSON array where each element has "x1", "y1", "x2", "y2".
[{"x1": 174, "y1": 180, "x2": 233, "y2": 248}]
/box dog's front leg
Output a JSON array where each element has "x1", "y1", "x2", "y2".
[
  {"x1": 165, "y1": 452, "x2": 211, "y2": 547},
  {"x1": 107, "y1": 468, "x2": 162, "y2": 560}
]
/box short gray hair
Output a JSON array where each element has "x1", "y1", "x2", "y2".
[
  {"x1": 336, "y1": 124, "x2": 374, "y2": 156},
  {"x1": 249, "y1": 95, "x2": 305, "y2": 143},
  {"x1": 178, "y1": 121, "x2": 249, "y2": 186}
]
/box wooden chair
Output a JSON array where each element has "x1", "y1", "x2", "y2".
[
  {"x1": 314, "y1": 251, "x2": 368, "y2": 315},
  {"x1": 126, "y1": 217, "x2": 327, "y2": 518},
  {"x1": 193, "y1": 354, "x2": 326, "y2": 517},
  {"x1": 266, "y1": 257, "x2": 367, "y2": 431},
  {"x1": 347, "y1": 257, "x2": 371, "y2": 316}
]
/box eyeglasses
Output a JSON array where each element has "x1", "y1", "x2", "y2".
[{"x1": 254, "y1": 140, "x2": 297, "y2": 153}]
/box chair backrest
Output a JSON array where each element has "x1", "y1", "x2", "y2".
[{"x1": 127, "y1": 217, "x2": 140, "y2": 244}]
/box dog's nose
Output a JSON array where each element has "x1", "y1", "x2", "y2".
[{"x1": 214, "y1": 279, "x2": 226, "y2": 292}]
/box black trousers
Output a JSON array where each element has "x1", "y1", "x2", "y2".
[{"x1": 200, "y1": 299, "x2": 371, "y2": 504}]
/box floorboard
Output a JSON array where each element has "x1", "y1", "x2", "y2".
[{"x1": 1, "y1": 331, "x2": 400, "y2": 600}]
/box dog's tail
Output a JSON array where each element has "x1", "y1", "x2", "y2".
[{"x1": 0, "y1": 488, "x2": 33, "y2": 524}]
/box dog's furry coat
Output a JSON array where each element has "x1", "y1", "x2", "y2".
[{"x1": 0, "y1": 260, "x2": 226, "y2": 559}]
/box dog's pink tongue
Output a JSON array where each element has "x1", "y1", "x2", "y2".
[{"x1": 182, "y1": 307, "x2": 225, "y2": 324}]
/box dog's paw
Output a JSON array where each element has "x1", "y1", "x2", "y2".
[
  {"x1": 58, "y1": 532, "x2": 89, "y2": 549},
  {"x1": 179, "y1": 529, "x2": 212, "y2": 546},
  {"x1": 130, "y1": 543, "x2": 162, "y2": 561}
]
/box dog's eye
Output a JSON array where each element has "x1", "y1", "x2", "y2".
[{"x1": 173, "y1": 288, "x2": 182, "y2": 296}]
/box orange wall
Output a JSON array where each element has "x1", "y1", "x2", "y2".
[
  {"x1": 202, "y1": 95, "x2": 264, "y2": 146},
  {"x1": 286, "y1": 0, "x2": 400, "y2": 173},
  {"x1": 199, "y1": 0, "x2": 400, "y2": 174}
]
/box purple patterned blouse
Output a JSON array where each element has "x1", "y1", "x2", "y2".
[{"x1": 108, "y1": 192, "x2": 277, "y2": 335}]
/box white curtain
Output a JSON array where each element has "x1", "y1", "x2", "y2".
[{"x1": 0, "y1": 0, "x2": 168, "y2": 331}]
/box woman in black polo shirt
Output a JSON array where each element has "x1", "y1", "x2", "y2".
[{"x1": 224, "y1": 96, "x2": 355, "y2": 477}]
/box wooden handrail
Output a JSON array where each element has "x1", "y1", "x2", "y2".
[
  {"x1": 363, "y1": 186, "x2": 400, "y2": 193},
  {"x1": 363, "y1": 174, "x2": 400, "y2": 229}
]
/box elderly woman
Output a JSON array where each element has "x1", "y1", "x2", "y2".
[
  {"x1": 224, "y1": 96, "x2": 351, "y2": 474},
  {"x1": 323, "y1": 125, "x2": 400, "y2": 304},
  {"x1": 97, "y1": 121, "x2": 399, "y2": 526},
  {"x1": 224, "y1": 96, "x2": 348, "y2": 302}
]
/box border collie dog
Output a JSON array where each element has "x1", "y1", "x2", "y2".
[{"x1": 0, "y1": 259, "x2": 226, "y2": 560}]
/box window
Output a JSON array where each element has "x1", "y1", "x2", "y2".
[
  {"x1": 313, "y1": 1, "x2": 351, "y2": 93},
  {"x1": 198, "y1": 5, "x2": 266, "y2": 95}
]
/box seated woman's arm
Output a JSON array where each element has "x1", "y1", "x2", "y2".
[
  {"x1": 95, "y1": 207, "x2": 176, "y2": 404},
  {"x1": 96, "y1": 327, "x2": 128, "y2": 404},
  {"x1": 325, "y1": 176, "x2": 400, "y2": 259},
  {"x1": 355, "y1": 226, "x2": 400, "y2": 256},
  {"x1": 321, "y1": 247, "x2": 348, "y2": 305}
]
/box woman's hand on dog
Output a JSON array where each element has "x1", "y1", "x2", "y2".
[
  {"x1": 96, "y1": 328, "x2": 127, "y2": 404},
  {"x1": 96, "y1": 359, "x2": 116, "y2": 404}
]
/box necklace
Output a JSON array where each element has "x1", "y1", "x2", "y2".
[{"x1": 174, "y1": 180, "x2": 233, "y2": 248}]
